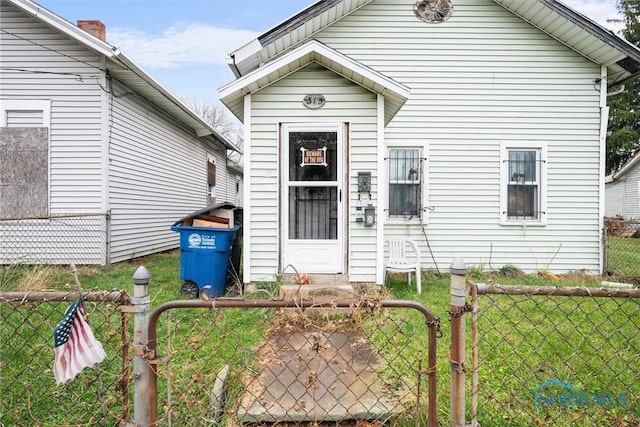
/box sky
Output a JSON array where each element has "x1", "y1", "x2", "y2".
[{"x1": 35, "y1": 0, "x2": 625, "y2": 106}]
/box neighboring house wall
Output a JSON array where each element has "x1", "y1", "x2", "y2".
[
  {"x1": 606, "y1": 158, "x2": 640, "y2": 220},
  {"x1": 211, "y1": 153, "x2": 243, "y2": 207},
  {"x1": 249, "y1": 64, "x2": 377, "y2": 281},
  {"x1": 221, "y1": 163, "x2": 243, "y2": 207},
  {"x1": 1, "y1": 0, "x2": 241, "y2": 265},
  {"x1": 108, "y1": 80, "x2": 226, "y2": 262},
  {"x1": 0, "y1": 2, "x2": 106, "y2": 264},
  {"x1": 1, "y1": 2, "x2": 105, "y2": 215},
  {"x1": 306, "y1": 0, "x2": 602, "y2": 273},
  {"x1": 624, "y1": 165, "x2": 640, "y2": 219},
  {"x1": 605, "y1": 180, "x2": 625, "y2": 218}
]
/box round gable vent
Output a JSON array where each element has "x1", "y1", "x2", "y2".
[{"x1": 414, "y1": 0, "x2": 453, "y2": 23}]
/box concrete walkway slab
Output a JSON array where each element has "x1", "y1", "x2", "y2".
[{"x1": 238, "y1": 321, "x2": 401, "y2": 424}]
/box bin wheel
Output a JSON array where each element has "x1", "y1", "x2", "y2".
[{"x1": 181, "y1": 281, "x2": 199, "y2": 299}]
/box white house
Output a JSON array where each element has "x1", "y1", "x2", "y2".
[
  {"x1": 0, "y1": 0, "x2": 242, "y2": 265},
  {"x1": 219, "y1": 0, "x2": 640, "y2": 285},
  {"x1": 605, "y1": 153, "x2": 640, "y2": 220}
]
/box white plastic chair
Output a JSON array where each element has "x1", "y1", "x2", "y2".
[{"x1": 384, "y1": 238, "x2": 422, "y2": 294}]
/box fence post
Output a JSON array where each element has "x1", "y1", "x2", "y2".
[
  {"x1": 602, "y1": 218, "x2": 608, "y2": 275},
  {"x1": 132, "y1": 266, "x2": 151, "y2": 426},
  {"x1": 450, "y1": 257, "x2": 467, "y2": 427}
]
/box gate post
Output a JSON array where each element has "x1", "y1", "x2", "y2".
[
  {"x1": 450, "y1": 257, "x2": 467, "y2": 426},
  {"x1": 132, "y1": 266, "x2": 151, "y2": 426}
]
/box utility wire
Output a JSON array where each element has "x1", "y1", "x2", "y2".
[{"x1": 1, "y1": 28, "x2": 107, "y2": 71}]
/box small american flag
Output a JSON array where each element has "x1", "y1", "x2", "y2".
[{"x1": 53, "y1": 299, "x2": 106, "y2": 385}]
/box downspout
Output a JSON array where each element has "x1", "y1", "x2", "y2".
[
  {"x1": 101, "y1": 64, "x2": 112, "y2": 265},
  {"x1": 230, "y1": 53, "x2": 242, "y2": 79},
  {"x1": 243, "y1": 94, "x2": 252, "y2": 284},
  {"x1": 376, "y1": 94, "x2": 385, "y2": 284},
  {"x1": 598, "y1": 65, "x2": 609, "y2": 274}
]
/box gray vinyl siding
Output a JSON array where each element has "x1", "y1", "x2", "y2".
[
  {"x1": 0, "y1": 2, "x2": 106, "y2": 264},
  {"x1": 249, "y1": 64, "x2": 377, "y2": 282},
  {"x1": 108, "y1": 80, "x2": 224, "y2": 262},
  {"x1": 605, "y1": 180, "x2": 624, "y2": 218},
  {"x1": 606, "y1": 162, "x2": 640, "y2": 220},
  {"x1": 307, "y1": 0, "x2": 603, "y2": 273},
  {"x1": 624, "y1": 165, "x2": 640, "y2": 219}
]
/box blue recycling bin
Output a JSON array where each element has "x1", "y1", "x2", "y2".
[{"x1": 171, "y1": 225, "x2": 239, "y2": 298}]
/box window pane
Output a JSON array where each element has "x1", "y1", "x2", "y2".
[
  {"x1": 508, "y1": 184, "x2": 538, "y2": 219},
  {"x1": 389, "y1": 183, "x2": 419, "y2": 217},
  {"x1": 389, "y1": 149, "x2": 420, "y2": 182},
  {"x1": 388, "y1": 148, "x2": 422, "y2": 219},
  {"x1": 289, "y1": 131, "x2": 337, "y2": 182},
  {"x1": 288, "y1": 187, "x2": 337, "y2": 239},
  {"x1": 509, "y1": 150, "x2": 536, "y2": 182}
]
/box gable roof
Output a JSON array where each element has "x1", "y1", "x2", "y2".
[
  {"x1": 607, "y1": 152, "x2": 640, "y2": 183},
  {"x1": 4, "y1": 0, "x2": 240, "y2": 152},
  {"x1": 228, "y1": 0, "x2": 640, "y2": 88},
  {"x1": 219, "y1": 40, "x2": 411, "y2": 124}
]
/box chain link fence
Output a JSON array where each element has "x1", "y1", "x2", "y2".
[
  {"x1": 146, "y1": 298, "x2": 440, "y2": 426},
  {"x1": 469, "y1": 283, "x2": 640, "y2": 426},
  {"x1": 0, "y1": 290, "x2": 131, "y2": 426},
  {"x1": 0, "y1": 213, "x2": 109, "y2": 266},
  {"x1": 604, "y1": 217, "x2": 640, "y2": 282}
]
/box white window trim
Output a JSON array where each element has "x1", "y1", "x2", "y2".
[
  {"x1": 385, "y1": 143, "x2": 429, "y2": 224},
  {"x1": 0, "y1": 100, "x2": 51, "y2": 128},
  {"x1": 500, "y1": 143, "x2": 548, "y2": 226},
  {"x1": 0, "y1": 99, "x2": 52, "y2": 218}
]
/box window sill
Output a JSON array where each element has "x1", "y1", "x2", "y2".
[
  {"x1": 385, "y1": 218, "x2": 426, "y2": 225},
  {"x1": 500, "y1": 220, "x2": 547, "y2": 227}
]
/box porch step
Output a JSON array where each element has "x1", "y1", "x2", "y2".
[{"x1": 280, "y1": 274, "x2": 356, "y2": 300}]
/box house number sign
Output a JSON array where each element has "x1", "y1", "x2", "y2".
[{"x1": 302, "y1": 94, "x2": 326, "y2": 109}]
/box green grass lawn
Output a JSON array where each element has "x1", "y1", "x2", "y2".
[{"x1": 1, "y1": 252, "x2": 638, "y2": 426}]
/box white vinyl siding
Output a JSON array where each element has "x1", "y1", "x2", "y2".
[
  {"x1": 249, "y1": 64, "x2": 377, "y2": 282},
  {"x1": 0, "y1": 3, "x2": 106, "y2": 264},
  {"x1": 108, "y1": 80, "x2": 229, "y2": 263},
  {"x1": 307, "y1": 0, "x2": 602, "y2": 273},
  {"x1": 4, "y1": 110, "x2": 45, "y2": 127},
  {"x1": 606, "y1": 160, "x2": 640, "y2": 220},
  {"x1": 1, "y1": 3, "x2": 104, "y2": 215},
  {"x1": 1, "y1": 1, "x2": 240, "y2": 265}
]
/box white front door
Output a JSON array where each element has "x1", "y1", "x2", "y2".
[{"x1": 282, "y1": 124, "x2": 345, "y2": 273}]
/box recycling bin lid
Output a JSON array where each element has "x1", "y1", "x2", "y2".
[{"x1": 172, "y1": 202, "x2": 237, "y2": 227}]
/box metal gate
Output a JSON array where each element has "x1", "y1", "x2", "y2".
[{"x1": 143, "y1": 299, "x2": 440, "y2": 426}]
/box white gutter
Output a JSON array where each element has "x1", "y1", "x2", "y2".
[{"x1": 598, "y1": 65, "x2": 609, "y2": 275}]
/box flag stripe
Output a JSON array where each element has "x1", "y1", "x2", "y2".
[{"x1": 53, "y1": 299, "x2": 106, "y2": 385}]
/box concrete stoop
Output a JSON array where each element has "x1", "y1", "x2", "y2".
[{"x1": 280, "y1": 274, "x2": 358, "y2": 301}]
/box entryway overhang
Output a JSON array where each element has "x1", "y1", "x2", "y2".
[{"x1": 218, "y1": 40, "x2": 411, "y2": 126}]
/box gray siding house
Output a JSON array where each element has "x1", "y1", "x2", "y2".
[
  {"x1": 0, "y1": 0, "x2": 242, "y2": 265},
  {"x1": 219, "y1": 0, "x2": 640, "y2": 284},
  {"x1": 606, "y1": 153, "x2": 640, "y2": 220}
]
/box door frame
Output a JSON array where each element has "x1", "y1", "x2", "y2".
[{"x1": 279, "y1": 122, "x2": 348, "y2": 274}]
